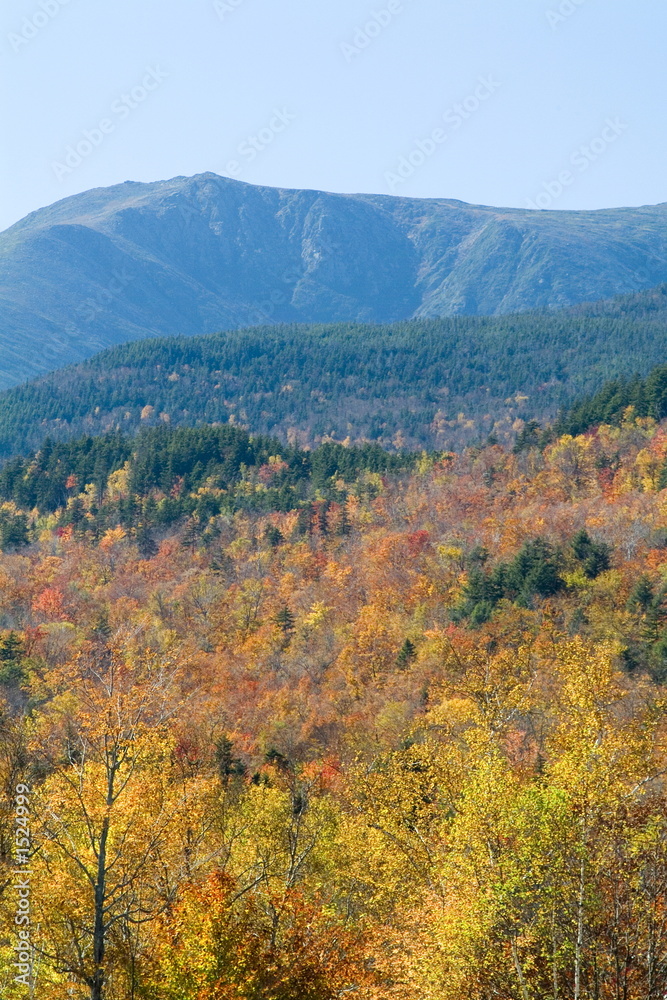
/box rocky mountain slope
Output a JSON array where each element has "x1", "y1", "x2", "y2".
[{"x1": 2, "y1": 173, "x2": 667, "y2": 386}]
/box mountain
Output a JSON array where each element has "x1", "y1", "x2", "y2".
[
  {"x1": 2, "y1": 173, "x2": 667, "y2": 386},
  {"x1": 1, "y1": 285, "x2": 667, "y2": 459}
]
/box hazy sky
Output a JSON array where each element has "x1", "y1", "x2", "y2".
[{"x1": 1, "y1": 0, "x2": 665, "y2": 232}]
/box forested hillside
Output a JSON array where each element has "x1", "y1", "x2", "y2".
[
  {"x1": 0, "y1": 425, "x2": 418, "y2": 552},
  {"x1": 570, "y1": 280, "x2": 667, "y2": 319},
  {"x1": 2, "y1": 286, "x2": 667, "y2": 458},
  {"x1": 558, "y1": 360, "x2": 667, "y2": 436},
  {"x1": 2, "y1": 409, "x2": 667, "y2": 997},
  {"x1": 2, "y1": 173, "x2": 667, "y2": 386}
]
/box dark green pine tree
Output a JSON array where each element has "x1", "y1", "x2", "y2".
[
  {"x1": 337, "y1": 504, "x2": 352, "y2": 537},
  {"x1": 0, "y1": 631, "x2": 24, "y2": 662},
  {"x1": 214, "y1": 736, "x2": 247, "y2": 786},
  {"x1": 136, "y1": 522, "x2": 158, "y2": 559},
  {"x1": 91, "y1": 609, "x2": 112, "y2": 642},
  {"x1": 181, "y1": 517, "x2": 200, "y2": 552},
  {"x1": 264, "y1": 525, "x2": 284, "y2": 549},
  {"x1": 0, "y1": 513, "x2": 30, "y2": 551},
  {"x1": 0, "y1": 631, "x2": 26, "y2": 687},
  {"x1": 274, "y1": 606, "x2": 296, "y2": 633},
  {"x1": 63, "y1": 496, "x2": 85, "y2": 529},
  {"x1": 646, "y1": 365, "x2": 667, "y2": 420},
  {"x1": 627, "y1": 574, "x2": 655, "y2": 614},
  {"x1": 274, "y1": 606, "x2": 296, "y2": 646},
  {"x1": 317, "y1": 501, "x2": 330, "y2": 536},
  {"x1": 572, "y1": 529, "x2": 611, "y2": 579},
  {"x1": 397, "y1": 639, "x2": 417, "y2": 670},
  {"x1": 294, "y1": 506, "x2": 313, "y2": 537}
]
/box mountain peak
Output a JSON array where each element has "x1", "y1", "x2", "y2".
[{"x1": 1, "y1": 175, "x2": 667, "y2": 387}]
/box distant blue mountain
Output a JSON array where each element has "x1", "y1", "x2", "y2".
[{"x1": 1, "y1": 172, "x2": 667, "y2": 386}]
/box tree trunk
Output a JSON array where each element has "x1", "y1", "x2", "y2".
[
  {"x1": 552, "y1": 902, "x2": 559, "y2": 1000},
  {"x1": 511, "y1": 937, "x2": 531, "y2": 1000},
  {"x1": 91, "y1": 814, "x2": 110, "y2": 1000},
  {"x1": 574, "y1": 858, "x2": 585, "y2": 1000}
]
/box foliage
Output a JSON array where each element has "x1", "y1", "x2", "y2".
[
  {"x1": 0, "y1": 426, "x2": 418, "y2": 550},
  {"x1": 2, "y1": 411, "x2": 667, "y2": 997},
  {"x1": 2, "y1": 287, "x2": 667, "y2": 458}
]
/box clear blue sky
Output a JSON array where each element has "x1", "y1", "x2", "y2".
[{"x1": 1, "y1": 0, "x2": 665, "y2": 232}]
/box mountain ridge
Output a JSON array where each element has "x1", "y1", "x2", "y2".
[{"x1": 3, "y1": 173, "x2": 667, "y2": 386}]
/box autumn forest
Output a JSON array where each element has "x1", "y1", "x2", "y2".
[{"x1": 0, "y1": 392, "x2": 666, "y2": 998}]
